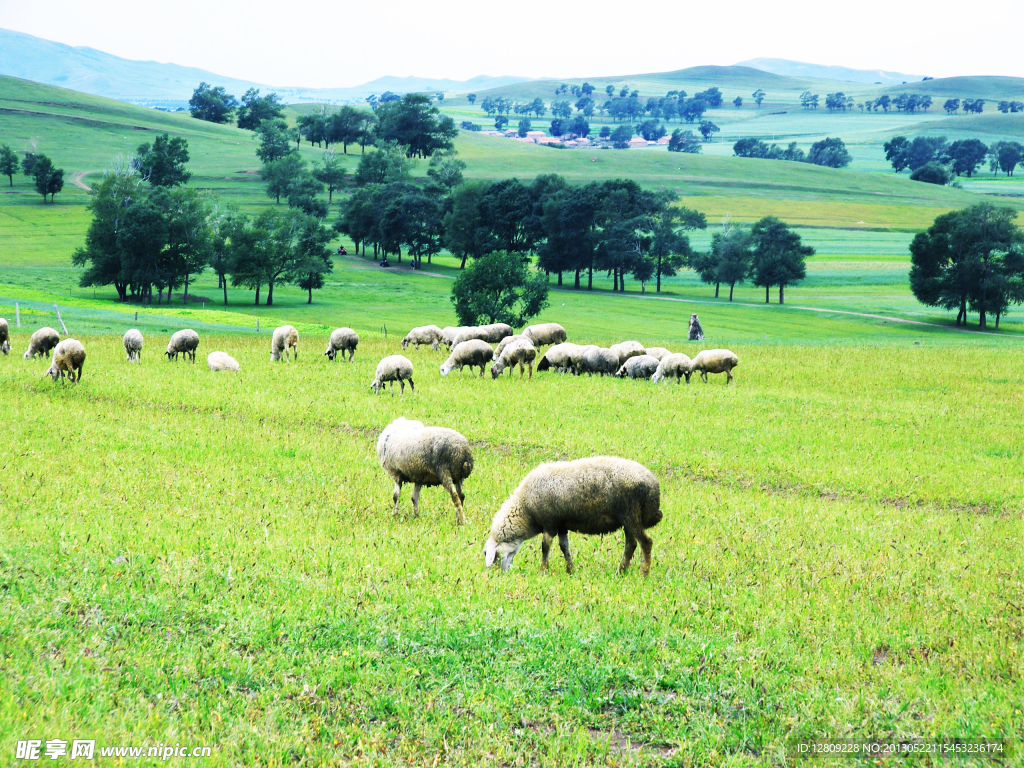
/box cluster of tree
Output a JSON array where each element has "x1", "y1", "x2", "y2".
[
  {"x1": 861, "y1": 94, "x2": 933, "y2": 113},
  {"x1": 190, "y1": 83, "x2": 293, "y2": 132},
  {"x1": 667, "y1": 130, "x2": 702, "y2": 153},
  {"x1": 943, "y1": 98, "x2": 985, "y2": 114},
  {"x1": 690, "y1": 217, "x2": 814, "y2": 303},
  {"x1": 997, "y1": 101, "x2": 1024, "y2": 113},
  {"x1": 732, "y1": 137, "x2": 851, "y2": 168},
  {"x1": 295, "y1": 107, "x2": 376, "y2": 153},
  {"x1": 73, "y1": 165, "x2": 333, "y2": 306},
  {"x1": 451, "y1": 251, "x2": 549, "y2": 326},
  {"x1": 910, "y1": 204, "x2": 1024, "y2": 329},
  {"x1": 9, "y1": 149, "x2": 65, "y2": 202},
  {"x1": 884, "y1": 135, "x2": 1020, "y2": 179}
]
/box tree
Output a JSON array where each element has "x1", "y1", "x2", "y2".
[
  {"x1": 467, "y1": 93, "x2": 477, "y2": 105},
  {"x1": 354, "y1": 142, "x2": 412, "y2": 186},
  {"x1": 136, "y1": 134, "x2": 191, "y2": 187},
  {"x1": 693, "y1": 87, "x2": 723, "y2": 107},
  {"x1": 883, "y1": 136, "x2": 911, "y2": 172},
  {"x1": 806, "y1": 137, "x2": 851, "y2": 168},
  {"x1": 517, "y1": 118, "x2": 531, "y2": 137},
  {"x1": 996, "y1": 142, "x2": 1023, "y2": 176},
  {"x1": 31, "y1": 154, "x2": 64, "y2": 202},
  {"x1": 698, "y1": 120, "x2": 719, "y2": 142},
  {"x1": 288, "y1": 213, "x2": 334, "y2": 303},
  {"x1": 946, "y1": 139, "x2": 989, "y2": 177},
  {"x1": 443, "y1": 181, "x2": 492, "y2": 268},
  {"x1": 537, "y1": 185, "x2": 599, "y2": 288},
  {"x1": 312, "y1": 149, "x2": 347, "y2": 203},
  {"x1": 495, "y1": 115, "x2": 509, "y2": 131},
  {"x1": 152, "y1": 186, "x2": 213, "y2": 304},
  {"x1": 610, "y1": 125, "x2": 633, "y2": 148},
  {"x1": 374, "y1": 93, "x2": 458, "y2": 158},
  {"x1": 255, "y1": 120, "x2": 294, "y2": 163},
  {"x1": 667, "y1": 129, "x2": 701, "y2": 153},
  {"x1": 426, "y1": 149, "x2": 466, "y2": 193},
  {"x1": 733, "y1": 96, "x2": 743, "y2": 108},
  {"x1": 645, "y1": 202, "x2": 703, "y2": 292},
  {"x1": 189, "y1": 82, "x2": 237, "y2": 124},
  {"x1": 297, "y1": 112, "x2": 328, "y2": 148},
  {"x1": 285, "y1": 173, "x2": 327, "y2": 217},
  {"x1": 752, "y1": 89, "x2": 766, "y2": 107},
  {"x1": 0, "y1": 143, "x2": 17, "y2": 186},
  {"x1": 450, "y1": 252, "x2": 549, "y2": 326},
  {"x1": 638, "y1": 119, "x2": 665, "y2": 141},
  {"x1": 910, "y1": 162, "x2": 951, "y2": 185},
  {"x1": 750, "y1": 216, "x2": 813, "y2": 303},
  {"x1": 681, "y1": 99, "x2": 707, "y2": 123},
  {"x1": 260, "y1": 154, "x2": 306, "y2": 204},
  {"x1": 944, "y1": 98, "x2": 961, "y2": 114},
  {"x1": 236, "y1": 88, "x2": 284, "y2": 130},
  {"x1": 478, "y1": 178, "x2": 540, "y2": 255}
]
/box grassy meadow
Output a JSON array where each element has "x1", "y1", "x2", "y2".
[{"x1": 3, "y1": 73, "x2": 1024, "y2": 765}]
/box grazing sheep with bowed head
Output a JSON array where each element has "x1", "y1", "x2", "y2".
[
  {"x1": 580, "y1": 347, "x2": 619, "y2": 377},
  {"x1": 651, "y1": 353, "x2": 692, "y2": 384},
  {"x1": 325, "y1": 327, "x2": 359, "y2": 361},
  {"x1": 440, "y1": 326, "x2": 466, "y2": 350},
  {"x1": 687, "y1": 349, "x2": 739, "y2": 384},
  {"x1": 610, "y1": 340, "x2": 646, "y2": 365},
  {"x1": 123, "y1": 329, "x2": 143, "y2": 363},
  {"x1": 401, "y1": 325, "x2": 443, "y2": 351},
  {"x1": 377, "y1": 417, "x2": 474, "y2": 525},
  {"x1": 491, "y1": 338, "x2": 537, "y2": 379},
  {"x1": 494, "y1": 333, "x2": 526, "y2": 359},
  {"x1": 372, "y1": 355, "x2": 415, "y2": 394},
  {"x1": 270, "y1": 325, "x2": 299, "y2": 362},
  {"x1": 616, "y1": 355, "x2": 660, "y2": 380},
  {"x1": 523, "y1": 323, "x2": 567, "y2": 348},
  {"x1": 644, "y1": 347, "x2": 671, "y2": 361},
  {"x1": 452, "y1": 323, "x2": 513, "y2": 347},
  {"x1": 484, "y1": 456, "x2": 663, "y2": 577},
  {"x1": 45, "y1": 339, "x2": 86, "y2": 383},
  {"x1": 440, "y1": 339, "x2": 494, "y2": 377},
  {"x1": 23, "y1": 327, "x2": 60, "y2": 359},
  {"x1": 207, "y1": 351, "x2": 240, "y2": 372},
  {"x1": 165, "y1": 329, "x2": 199, "y2": 362},
  {"x1": 536, "y1": 342, "x2": 582, "y2": 374},
  {"x1": 0, "y1": 318, "x2": 9, "y2": 355}
]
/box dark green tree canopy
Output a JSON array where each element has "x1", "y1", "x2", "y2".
[
  {"x1": 450, "y1": 251, "x2": 549, "y2": 326},
  {"x1": 136, "y1": 134, "x2": 191, "y2": 187},
  {"x1": 750, "y1": 216, "x2": 814, "y2": 303},
  {"x1": 255, "y1": 120, "x2": 294, "y2": 164},
  {"x1": 0, "y1": 143, "x2": 18, "y2": 187},
  {"x1": 806, "y1": 137, "x2": 851, "y2": 168},
  {"x1": 373, "y1": 93, "x2": 458, "y2": 158},
  {"x1": 189, "y1": 82, "x2": 238, "y2": 124},
  {"x1": 236, "y1": 88, "x2": 285, "y2": 130},
  {"x1": 29, "y1": 153, "x2": 64, "y2": 202}
]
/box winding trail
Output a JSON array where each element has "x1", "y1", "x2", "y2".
[{"x1": 70, "y1": 171, "x2": 94, "y2": 191}]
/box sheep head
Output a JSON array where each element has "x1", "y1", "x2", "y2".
[
  {"x1": 484, "y1": 536, "x2": 522, "y2": 572},
  {"x1": 400, "y1": 338, "x2": 410, "y2": 349},
  {"x1": 490, "y1": 360, "x2": 506, "y2": 379}
]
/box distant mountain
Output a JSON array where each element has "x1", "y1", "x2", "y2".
[
  {"x1": 0, "y1": 27, "x2": 533, "y2": 105},
  {"x1": 737, "y1": 58, "x2": 923, "y2": 85}
]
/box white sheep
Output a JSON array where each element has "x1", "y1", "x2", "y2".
[
  {"x1": 165, "y1": 329, "x2": 199, "y2": 362},
  {"x1": 566, "y1": 344, "x2": 599, "y2": 375},
  {"x1": 123, "y1": 329, "x2": 143, "y2": 363},
  {"x1": 401, "y1": 325, "x2": 443, "y2": 351},
  {"x1": 491, "y1": 338, "x2": 537, "y2": 379},
  {"x1": 45, "y1": 339, "x2": 86, "y2": 383},
  {"x1": 644, "y1": 347, "x2": 671, "y2": 361},
  {"x1": 580, "y1": 347, "x2": 619, "y2": 376},
  {"x1": 483, "y1": 456, "x2": 663, "y2": 577},
  {"x1": 522, "y1": 323, "x2": 567, "y2": 348},
  {"x1": 650, "y1": 353, "x2": 692, "y2": 384},
  {"x1": 536, "y1": 342, "x2": 582, "y2": 374},
  {"x1": 688, "y1": 349, "x2": 740, "y2": 384},
  {"x1": 616, "y1": 354, "x2": 660, "y2": 380},
  {"x1": 207, "y1": 351, "x2": 241, "y2": 372},
  {"x1": 377, "y1": 417, "x2": 474, "y2": 525},
  {"x1": 270, "y1": 325, "x2": 299, "y2": 362},
  {"x1": 452, "y1": 323, "x2": 513, "y2": 347},
  {"x1": 440, "y1": 339, "x2": 494, "y2": 377},
  {"x1": 325, "y1": 327, "x2": 359, "y2": 362},
  {"x1": 0, "y1": 318, "x2": 9, "y2": 355},
  {"x1": 372, "y1": 355, "x2": 415, "y2": 395},
  {"x1": 440, "y1": 326, "x2": 466, "y2": 350},
  {"x1": 610, "y1": 340, "x2": 646, "y2": 365},
  {"x1": 23, "y1": 327, "x2": 60, "y2": 359}
]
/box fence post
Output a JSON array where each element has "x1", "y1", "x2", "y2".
[
  {"x1": 15, "y1": 302, "x2": 20, "y2": 327},
  {"x1": 383, "y1": 324, "x2": 387, "y2": 338},
  {"x1": 53, "y1": 304, "x2": 69, "y2": 335}
]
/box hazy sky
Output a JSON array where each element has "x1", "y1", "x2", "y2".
[{"x1": 2, "y1": 0, "x2": 1022, "y2": 87}]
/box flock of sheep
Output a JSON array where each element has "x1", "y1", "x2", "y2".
[{"x1": 1, "y1": 315, "x2": 740, "y2": 576}]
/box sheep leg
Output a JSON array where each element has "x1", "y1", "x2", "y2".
[
  {"x1": 75, "y1": 365, "x2": 83, "y2": 383},
  {"x1": 440, "y1": 473, "x2": 465, "y2": 525},
  {"x1": 407, "y1": 378, "x2": 415, "y2": 393},
  {"x1": 620, "y1": 529, "x2": 638, "y2": 574},
  {"x1": 528, "y1": 363, "x2": 533, "y2": 380},
  {"x1": 557, "y1": 530, "x2": 574, "y2": 574},
  {"x1": 541, "y1": 532, "x2": 552, "y2": 571},
  {"x1": 398, "y1": 379, "x2": 405, "y2": 395},
  {"x1": 411, "y1": 484, "x2": 422, "y2": 517},
  {"x1": 725, "y1": 366, "x2": 733, "y2": 384},
  {"x1": 392, "y1": 480, "x2": 403, "y2": 515}
]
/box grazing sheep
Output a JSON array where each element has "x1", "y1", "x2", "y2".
[
  {"x1": 523, "y1": 322, "x2": 567, "y2": 348},
  {"x1": 207, "y1": 351, "x2": 240, "y2": 372},
  {"x1": 644, "y1": 347, "x2": 671, "y2": 361},
  {"x1": 123, "y1": 329, "x2": 143, "y2": 363},
  {"x1": 452, "y1": 323, "x2": 513, "y2": 347},
  {"x1": 483, "y1": 457, "x2": 663, "y2": 577},
  {"x1": 401, "y1": 325, "x2": 443, "y2": 351},
  {"x1": 165, "y1": 329, "x2": 199, "y2": 362},
  {"x1": 440, "y1": 339, "x2": 494, "y2": 377},
  {"x1": 372, "y1": 355, "x2": 415, "y2": 395},
  {"x1": 650, "y1": 353, "x2": 693, "y2": 385},
  {"x1": 440, "y1": 326, "x2": 467, "y2": 350},
  {"x1": 610, "y1": 340, "x2": 646, "y2": 365},
  {"x1": 270, "y1": 325, "x2": 299, "y2": 362},
  {"x1": 45, "y1": 339, "x2": 86, "y2": 383},
  {"x1": 566, "y1": 344, "x2": 599, "y2": 375},
  {"x1": 23, "y1": 327, "x2": 60, "y2": 359},
  {"x1": 0, "y1": 318, "x2": 9, "y2": 355},
  {"x1": 491, "y1": 338, "x2": 537, "y2": 379},
  {"x1": 480, "y1": 323, "x2": 514, "y2": 342},
  {"x1": 580, "y1": 347, "x2": 619, "y2": 377},
  {"x1": 377, "y1": 417, "x2": 474, "y2": 525},
  {"x1": 616, "y1": 354, "x2": 660, "y2": 380},
  {"x1": 494, "y1": 333, "x2": 527, "y2": 359},
  {"x1": 325, "y1": 327, "x2": 359, "y2": 361},
  {"x1": 536, "y1": 342, "x2": 582, "y2": 374},
  {"x1": 688, "y1": 349, "x2": 740, "y2": 384}
]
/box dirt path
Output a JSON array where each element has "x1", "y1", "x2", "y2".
[
  {"x1": 70, "y1": 171, "x2": 93, "y2": 191},
  {"x1": 341, "y1": 252, "x2": 448, "y2": 278}
]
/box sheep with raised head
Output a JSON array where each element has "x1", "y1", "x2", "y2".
[
  {"x1": 270, "y1": 325, "x2": 299, "y2": 362},
  {"x1": 0, "y1": 318, "x2": 9, "y2": 355},
  {"x1": 687, "y1": 349, "x2": 740, "y2": 384},
  {"x1": 23, "y1": 327, "x2": 60, "y2": 359},
  {"x1": 165, "y1": 329, "x2": 199, "y2": 362},
  {"x1": 440, "y1": 339, "x2": 494, "y2": 377},
  {"x1": 483, "y1": 456, "x2": 663, "y2": 577},
  {"x1": 377, "y1": 417, "x2": 474, "y2": 525},
  {"x1": 123, "y1": 329, "x2": 143, "y2": 363},
  {"x1": 610, "y1": 340, "x2": 646, "y2": 365},
  {"x1": 616, "y1": 354, "x2": 660, "y2": 380},
  {"x1": 491, "y1": 338, "x2": 537, "y2": 379},
  {"x1": 371, "y1": 355, "x2": 415, "y2": 395},
  {"x1": 580, "y1": 347, "x2": 619, "y2": 376},
  {"x1": 536, "y1": 342, "x2": 581, "y2": 374},
  {"x1": 207, "y1": 351, "x2": 240, "y2": 372},
  {"x1": 494, "y1": 333, "x2": 526, "y2": 359},
  {"x1": 325, "y1": 327, "x2": 359, "y2": 361},
  {"x1": 523, "y1": 323, "x2": 567, "y2": 348},
  {"x1": 644, "y1": 347, "x2": 671, "y2": 361},
  {"x1": 401, "y1": 325, "x2": 443, "y2": 351},
  {"x1": 650, "y1": 353, "x2": 692, "y2": 384},
  {"x1": 45, "y1": 339, "x2": 86, "y2": 383}
]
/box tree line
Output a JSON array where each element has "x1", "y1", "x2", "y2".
[
  {"x1": 732, "y1": 137, "x2": 852, "y2": 168},
  {"x1": 0, "y1": 143, "x2": 65, "y2": 202},
  {"x1": 884, "y1": 135, "x2": 1023, "y2": 181}
]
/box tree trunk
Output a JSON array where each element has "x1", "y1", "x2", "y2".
[
  {"x1": 765, "y1": 284, "x2": 770, "y2": 303},
  {"x1": 996, "y1": 311, "x2": 1001, "y2": 329},
  {"x1": 266, "y1": 280, "x2": 274, "y2": 306},
  {"x1": 183, "y1": 276, "x2": 189, "y2": 305},
  {"x1": 729, "y1": 282, "x2": 735, "y2": 301},
  {"x1": 460, "y1": 254, "x2": 467, "y2": 269},
  {"x1": 656, "y1": 270, "x2": 661, "y2": 293},
  {"x1": 328, "y1": 187, "x2": 333, "y2": 203},
  {"x1": 714, "y1": 282, "x2": 719, "y2": 298},
  {"x1": 574, "y1": 269, "x2": 580, "y2": 289},
  {"x1": 222, "y1": 278, "x2": 228, "y2": 306},
  {"x1": 308, "y1": 283, "x2": 313, "y2": 304},
  {"x1": 779, "y1": 283, "x2": 785, "y2": 304},
  {"x1": 255, "y1": 285, "x2": 260, "y2": 305},
  {"x1": 588, "y1": 265, "x2": 593, "y2": 290},
  {"x1": 557, "y1": 272, "x2": 562, "y2": 286}
]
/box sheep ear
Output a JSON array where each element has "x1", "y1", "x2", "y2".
[{"x1": 484, "y1": 539, "x2": 497, "y2": 568}]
